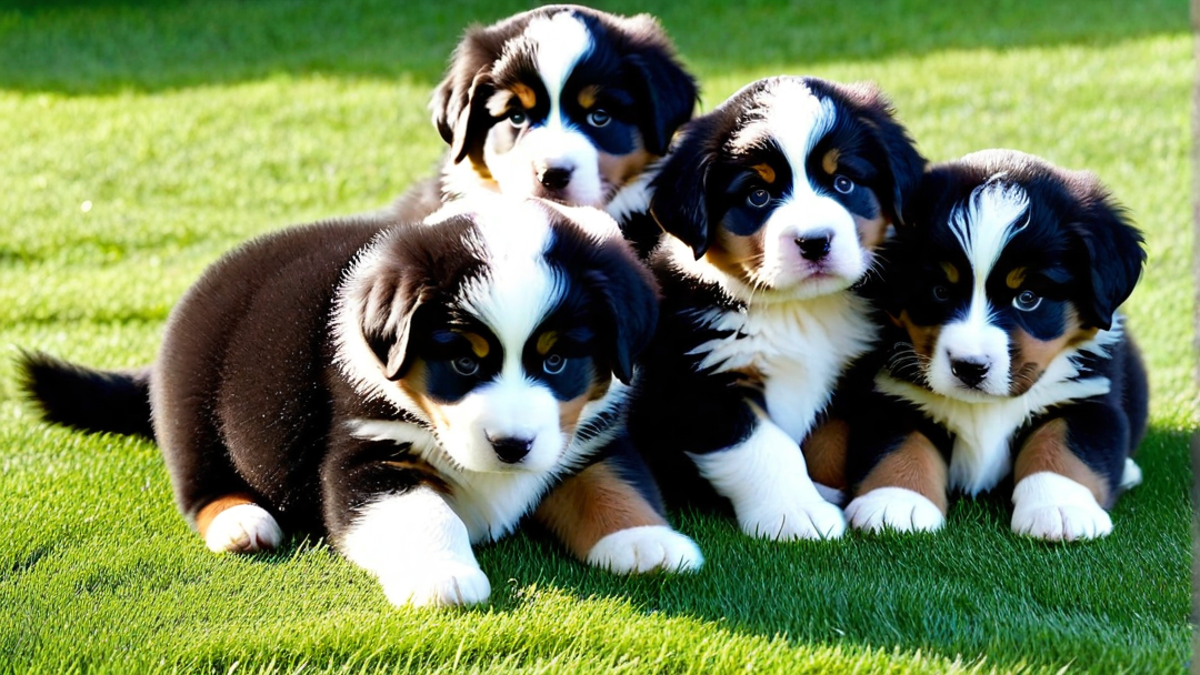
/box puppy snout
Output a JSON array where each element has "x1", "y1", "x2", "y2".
[
  {"x1": 794, "y1": 229, "x2": 834, "y2": 261},
  {"x1": 537, "y1": 165, "x2": 573, "y2": 191},
  {"x1": 487, "y1": 434, "x2": 533, "y2": 464},
  {"x1": 949, "y1": 355, "x2": 990, "y2": 388}
]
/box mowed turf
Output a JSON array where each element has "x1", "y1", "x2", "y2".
[{"x1": 0, "y1": 0, "x2": 1192, "y2": 673}]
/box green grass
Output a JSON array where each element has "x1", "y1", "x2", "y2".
[{"x1": 0, "y1": 0, "x2": 1192, "y2": 673}]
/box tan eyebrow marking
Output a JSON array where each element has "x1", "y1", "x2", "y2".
[
  {"x1": 751, "y1": 163, "x2": 776, "y2": 184},
  {"x1": 578, "y1": 85, "x2": 601, "y2": 110},
  {"x1": 458, "y1": 332, "x2": 490, "y2": 358},
  {"x1": 512, "y1": 83, "x2": 537, "y2": 110},
  {"x1": 941, "y1": 262, "x2": 960, "y2": 284},
  {"x1": 1006, "y1": 267, "x2": 1027, "y2": 289},
  {"x1": 536, "y1": 331, "x2": 558, "y2": 355},
  {"x1": 822, "y1": 148, "x2": 840, "y2": 175}
]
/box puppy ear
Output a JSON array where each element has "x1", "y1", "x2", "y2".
[
  {"x1": 649, "y1": 122, "x2": 715, "y2": 258},
  {"x1": 845, "y1": 82, "x2": 926, "y2": 227},
  {"x1": 429, "y1": 29, "x2": 497, "y2": 164},
  {"x1": 1067, "y1": 179, "x2": 1146, "y2": 330},
  {"x1": 355, "y1": 266, "x2": 427, "y2": 381},
  {"x1": 613, "y1": 14, "x2": 697, "y2": 157},
  {"x1": 586, "y1": 240, "x2": 660, "y2": 384}
]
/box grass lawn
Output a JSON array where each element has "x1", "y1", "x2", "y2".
[{"x1": 0, "y1": 0, "x2": 1192, "y2": 673}]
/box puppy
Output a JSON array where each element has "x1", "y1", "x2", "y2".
[
  {"x1": 627, "y1": 76, "x2": 926, "y2": 540},
  {"x1": 392, "y1": 4, "x2": 698, "y2": 255},
  {"x1": 842, "y1": 150, "x2": 1148, "y2": 541},
  {"x1": 19, "y1": 197, "x2": 702, "y2": 607}
]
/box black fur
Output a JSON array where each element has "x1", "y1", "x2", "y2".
[{"x1": 16, "y1": 352, "x2": 154, "y2": 439}]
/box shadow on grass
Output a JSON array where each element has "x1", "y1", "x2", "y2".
[{"x1": 0, "y1": 0, "x2": 1186, "y2": 96}]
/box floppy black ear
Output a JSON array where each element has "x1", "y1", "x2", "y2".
[
  {"x1": 585, "y1": 239, "x2": 660, "y2": 384},
  {"x1": 649, "y1": 120, "x2": 717, "y2": 258},
  {"x1": 429, "y1": 27, "x2": 498, "y2": 164},
  {"x1": 844, "y1": 82, "x2": 926, "y2": 227},
  {"x1": 1066, "y1": 180, "x2": 1146, "y2": 330},
  {"x1": 352, "y1": 257, "x2": 428, "y2": 381},
  {"x1": 610, "y1": 14, "x2": 698, "y2": 157}
]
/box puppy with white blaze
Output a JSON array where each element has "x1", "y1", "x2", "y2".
[
  {"x1": 627, "y1": 76, "x2": 926, "y2": 541},
  {"x1": 18, "y1": 197, "x2": 702, "y2": 608},
  {"x1": 841, "y1": 150, "x2": 1148, "y2": 541},
  {"x1": 390, "y1": 4, "x2": 698, "y2": 256}
]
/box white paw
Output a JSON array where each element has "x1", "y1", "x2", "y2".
[
  {"x1": 586, "y1": 525, "x2": 704, "y2": 574},
  {"x1": 204, "y1": 504, "x2": 283, "y2": 553},
  {"x1": 738, "y1": 499, "x2": 846, "y2": 541},
  {"x1": 1120, "y1": 457, "x2": 1143, "y2": 490},
  {"x1": 845, "y1": 487, "x2": 945, "y2": 534},
  {"x1": 1012, "y1": 472, "x2": 1113, "y2": 541},
  {"x1": 378, "y1": 561, "x2": 491, "y2": 608}
]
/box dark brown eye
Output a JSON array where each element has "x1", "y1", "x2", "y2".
[
  {"x1": 1014, "y1": 290, "x2": 1042, "y2": 312},
  {"x1": 933, "y1": 285, "x2": 950, "y2": 302},
  {"x1": 451, "y1": 356, "x2": 479, "y2": 376},
  {"x1": 747, "y1": 189, "x2": 770, "y2": 208},
  {"x1": 833, "y1": 175, "x2": 855, "y2": 194},
  {"x1": 509, "y1": 110, "x2": 527, "y2": 127}
]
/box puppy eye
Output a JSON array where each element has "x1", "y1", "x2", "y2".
[
  {"x1": 747, "y1": 189, "x2": 770, "y2": 208},
  {"x1": 586, "y1": 110, "x2": 611, "y2": 127},
  {"x1": 451, "y1": 356, "x2": 480, "y2": 376},
  {"x1": 543, "y1": 354, "x2": 566, "y2": 375},
  {"x1": 508, "y1": 111, "x2": 528, "y2": 127},
  {"x1": 932, "y1": 285, "x2": 950, "y2": 302},
  {"x1": 833, "y1": 175, "x2": 855, "y2": 194},
  {"x1": 1013, "y1": 290, "x2": 1043, "y2": 312}
]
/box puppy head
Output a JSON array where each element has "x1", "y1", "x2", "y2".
[
  {"x1": 650, "y1": 76, "x2": 925, "y2": 302},
  {"x1": 338, "y1": 197, "x2": 657, "y2": 474},
  {"x1": 431, "y1": 5, "x2": 698, "y2": 208},
  {"x1": 883, "y1": 149, "x2": 1145, "y2": 400}
]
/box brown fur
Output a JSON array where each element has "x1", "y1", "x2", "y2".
[
  {"x1": 1008, "y1": 305, "x2": 1096, "y2": 396},
  {"x1": 1013, "y1": 418, "x2": 1111, "y2": 507},
  {"x1": 704, "y1": 229, "x2": 764, "y2": 286},
  {"x1": 195, "y1": 493, "x2": 257, "y2": 536},
  {"x1": 577, "y1": 85, "x2": 600, "y2": 111},
  {"x1": 856, "y1": 431, "x2": 948, "y2": 513},
  {"x1": 804, "y1": 418, "x2": 849, "y2": 490},
  {"x1": 855, "y1": 214, "x2": 889, "y2": 251},
  {"x1": 752, "y1": 163, "x2": 777, "y2": 184},
  {"x1": 891, "y1": 310, "x2": 942, "y2": 361},
  {"x1": 534, "y1": 459, "x2": 666, "y2": 560},
  {"x1": 822, "y1": 148, "x2": 840, "y2": 175},
  {"x1": 598, "y1": 144, "x2": 654, "y2": 192}
]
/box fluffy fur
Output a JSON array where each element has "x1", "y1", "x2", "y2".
[
  {"x1": 18, "y1": 197, "x2": 702, "y2": 607},
  {"x1": 627, "y1": 76, "x2": 926, "y2": 540},
  {"x1": 842, "y1": 150, "x2": 1149, "y2": 541},
  {"x1": 390, "y1": 4, "x2": 698, "y2": 256}
]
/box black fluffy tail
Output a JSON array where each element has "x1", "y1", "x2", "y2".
[{"x1": 16, "y1": 351, "x2": 155, "y2": 440}]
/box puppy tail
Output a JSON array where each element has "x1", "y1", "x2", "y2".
[{"x1": 16, "y1": 350, "x2": 155, "y2": 440}]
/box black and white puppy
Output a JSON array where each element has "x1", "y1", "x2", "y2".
[
  {"x1": 393, "y1": 4, "x2": 698, "y2": 255},
  {"x1": 19, "y1": 197, "x2": 702, "y2": 607},
  {"x1": 628, "y1": 76, "x2": 926, "y2": 540},
  {"x1": 842, "y1": 150, "x2": 1148, "y2": 541}
]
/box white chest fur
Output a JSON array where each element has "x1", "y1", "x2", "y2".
[{"x1": 691, "y1": 292, "x2": 877, "y2": 442}]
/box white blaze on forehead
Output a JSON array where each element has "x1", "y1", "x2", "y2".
[
  {"x1": 729, "y1": 79, "x2": 837, "y2": 172},
  {"x1": 950, "y1": 180, "x2": 1031, "y2": 292},
  {"x1": 525, "y1": 11, "x2": 594, "y2": 113}
]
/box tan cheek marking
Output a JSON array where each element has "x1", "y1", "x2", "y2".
[
  {"x1": 804, "y1": 418, "x2": 849, "y2": 490},
  {"x1": 892, "y1": 310, "x2": 942, "y2": 361},
  {"x1": 195, "y1": 493, "x2": 258, "y2": 538},
  {"x1": 856, "y1": 431, "x2": 949, "y2": 513},
  {"x1": 396, "y1": 361, "x2": 450, "y2": 430},
  {"x1": 598, "y1": 145, "x2": 654, "y2": 189},
  {"x1": 822, "y1": 148, "x2": 840, "y2": 175},
  {"x1": 558, "y1": 393, "x2": 589, "y2": 437},
  {"x1": 1006, "y1": 267, "x2": 1027, "y2": 289},
  {"x1": 1008, "y1": 306, "x2": 1085, "y2": 396},
  {"x1": 854, "y1": 214, "x2": 888, "y2": 251},
  {"x1": 704, "y1": 228, "x2": 765, "y2": 287},
  {"x1": 941, "y1": 262, "x2": 960, "y2": 284},
  {"x1": 751, "y1": 163, "x2": 776, "y2": 184},
  {"x1": 533, "y1": 459, "x2": 667, "y2": 560},
  {"x1": 578, "y1": 85, "x2": 600, "y2": 111},
  {"x1": 1013, "y1": 417, "x2": 1111, "y2": 507},
  {"x1": 537, "y1": 331, "x2": 558, "y2": 356},
  {"x1": 512, "y1": 83, "x2": 537, "y2": 110}
]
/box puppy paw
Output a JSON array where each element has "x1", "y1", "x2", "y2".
[
  {"x1": 586, "y1": 525, "x2": 704, "y2": 574},
  {"x1": 204, "y1": 504, "x2": 283, "y2": 553},
  {"x1": 1012, "y1": 472, "x2": 1112, "y2": 541},
  {"x1": 738, "y1": 499, "x2": 846, "y2": 541},
  {"x1": 378, "y1": 561, "x2": 491, "y2": 608},
  {"x1": 845, "y1": 487, "x2": 945, "y2": 534}
]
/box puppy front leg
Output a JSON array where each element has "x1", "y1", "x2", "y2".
[
  {"x1": 338, "y1": 485, "x2": 489, "y2": 608},
  {"x1": 690, "y1": 416, "x2": 845, "y2": 541},
  {"x1": 845, "y1": 430, "x2": 948, "y2": 534},
  {"x1": 1011, "y1": 410, "x2": 1128, "y2": 541},
  {"x1": 535, "y1": 446, "x2": 703, "y2": 574}
]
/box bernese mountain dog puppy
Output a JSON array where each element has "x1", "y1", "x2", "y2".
[
  {"x1": 19, "y1": 197, "x2": 702, "y2": 607},
  {"x1": 842, "y1": 150, "x2": 1148, "y2": 541},
  {"x1": 628, "y1": 76, "x2": 926, "y2": 540},
  {"x1": 392, "y1": 4, "x2": 698, "y2": 255}
]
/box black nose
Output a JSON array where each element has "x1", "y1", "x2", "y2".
[
  {"x1": 538, "y1": 166, "x2": 572, "y2": 190},
  {"x1": 489, "y1": 436, "x2": 533, "y2": 464},
  {"x1": 950, "y1": 357, "x2": 990, "y2": 387},
  {"x1": 795, "y1": 230, "x2": 834, "y2": 261}
]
